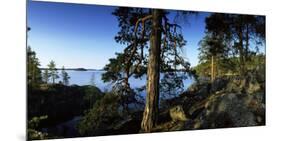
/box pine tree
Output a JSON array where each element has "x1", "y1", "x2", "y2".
[
  {"x1": 27, "y1": 47, "x2": 42, "y2": 88},
  {"x1": 104, "y1": 7, "x2": 194, "y2": 132},
  {"x1": 203, "y1": 13, "x2": 265, "y2": 76},
  {"x1": 198, "y1": 34, "x2": 228, "y2": 81},
  {"x1": 47, "y1": 60, "x2": 59, "y2": 84},
  {"x1": 27, "y1": 27, "x2": 42, "y2": 88}
]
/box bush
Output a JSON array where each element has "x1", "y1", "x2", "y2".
[
  {"x1": 28, "y1": 115, "x2": 48, "y2": 140},
  {"x1": 78, "y1": 92, "x2": 123, "y2": 136},
  {"x1": 83, "y1": 85, "x2": 103, "y2": 109}
]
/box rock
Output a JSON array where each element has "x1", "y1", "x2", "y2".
[
  {"x1": 226, "y1": 77, "x2": 246, "y2": 93},
  {"x1": 246, "y1": 81, "x2": 261, "y2": 94},
  {"x1": 211, "y1": 78, "x2": 228, "y2": 92},
  {"x1": 113, "y1": 116, "x2": 133, "y2": 130},
  {"x1": 196, "y1": 84, "x2": 210, "y2": 98},
  {"x1": 226, "y1": 73, "x2": 262, "y2": 94},
  {"x1": 188, "y1": 81, "x2": 210, "y2": 94},
  {"x1": 113, "y1": 116, "x2": 142, "y2": 134},
  {"x1": 151, "y1": 108, "x2": 184, "y2": 132},
  {"x1": 190, "y1": 92, "x2": 265, "y2": 129},
  {"x1": 159, "y1": 73, "x2": 265, "y2": 131},
  {"x1": 169, "y1": 121, "x2": 186, "y2": 131},
  {"x1": 169, "y1": 105, "x2": 188, "y2": 122}
]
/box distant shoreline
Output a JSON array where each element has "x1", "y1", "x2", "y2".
[{"x1": 40, "y1": 68, "x2": 104, "y2": 71}]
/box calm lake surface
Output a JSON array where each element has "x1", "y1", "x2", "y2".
[{"x1": 58, "y1": 70, "x2": 194, "y2": 94}]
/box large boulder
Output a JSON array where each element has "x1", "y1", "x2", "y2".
[
  {"x1": 210, "y1": 77, "x2": 228, "y2": 92},
  {"x1": 158, "y1": 73, "x2": 265, "y2": 132},
  {"x1": 226, "y1": 77, "x2": 246, "y2": 93},
  {"x1": 152, "y1": 105, "x2": 188, "y2": 132},
  {"x1": 190, "y1": 92, "x2": 265, "y2": 129},
  {"x1": 169, "y1": 105, "x2": 188, "y2": 122},
  {"x1": 226, "y1": 73, "x2": 262, "y2": 94}
]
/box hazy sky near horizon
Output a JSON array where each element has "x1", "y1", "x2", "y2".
[{"x1": 27, "y1": 1, "x2": 209, "y2": 69}]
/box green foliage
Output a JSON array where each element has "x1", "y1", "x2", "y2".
[
  {"x1": 104, "y1": 7, "x2": 194, "y2": 101},
  {"x1": 47, "y1": 60, "x2": 59, "y2": 84},
  {"x1": 245, "y1": 54, "x2": 265, "y2": 83},
  {"x1": 195, "y1": 58, "x2": 239, "y2": 78},
  {"x1": 102, "y1": 53, "x2": 125, "y2": 83},
  {"x1": 197, "y1": 13, "x2": 265, "y2": 78},
  {"x1": 27, "y1": 28, "x2": 42, "y2": 89},
  {"x1": 160, "y1": 72, "x2": 186, "y2": 99},
  {"x1": 78, "y1": 92, "x2": 123, "y2": 136},
  {"x1": 28, "y1": 115, "x2": 48, "y2": 129},
  {"x1": 28, "y1": 84, "x2": 105, "y2": 138},
  {"x1": 198, "y1": 34, "x2": 228, "y2": 63},
  {"x1": 27, "y1": 46, "x2": 42, "y2": 88},
  {"x1": 28, "y1": 115, "x2": 48, "y2": 140},
  {"x1": 83, "y1": 85, "x2": 103, "y2": 109},
  {"x1": 28, "y1": 129, "x2": 49, "y2": 140},
  {"x1": 112, "y1": 8, "x2": 151, "y2": 45},
  {"x1": 194, "y1": 55, "x2": 264, "y2": 78},
  {"x1": 28, "y1": 85, "x2": 103, "y2": 127},
  {"x1": 193, "y1": 61, "x2": 210, "y2": 77}
]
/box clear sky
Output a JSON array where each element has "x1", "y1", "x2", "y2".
[{"x1": 27, "y1": 1, "x2": 209, "y2": 69}]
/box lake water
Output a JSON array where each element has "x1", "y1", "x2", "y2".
[{"x1": 58, "y1": 70, "x2": 194, "y2": 95}]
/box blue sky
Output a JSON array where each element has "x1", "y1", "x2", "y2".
[{"x1": 27, "y1": 1, "x2": 209, "y2": 69}]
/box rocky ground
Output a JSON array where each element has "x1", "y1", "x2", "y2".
[
  {"x1": 30, "y1": 73, "x2": 265, "y2": 139},
  {"x1": 113, "y1": 74, "x2": 265, "y2": 133},
  {"x1": 152, "y1": 74, "x2": 265, "y2": 131}
]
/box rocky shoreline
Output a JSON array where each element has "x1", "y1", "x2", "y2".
[{"x1": 113, "y1": 75, "x2": 265, "y2": 133}]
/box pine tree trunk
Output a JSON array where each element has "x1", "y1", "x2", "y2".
[{"x1": 141, "y1": 9, "x2": 162, "y2": 132}]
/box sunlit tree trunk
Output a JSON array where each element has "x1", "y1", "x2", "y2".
[
  {"x1": 215, "y1": 57, "x2": 219, "y2": 77},
  {"x1": 141, "y1": 9, "x2": 162, "y2": 132}
]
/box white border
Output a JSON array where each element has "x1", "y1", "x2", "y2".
[
  {"x1": 1, "y1": 0, "x2": 281, "y2": 141},
  {"x1": 35, "y1": 0, "x2": 270, "y2": 15}
]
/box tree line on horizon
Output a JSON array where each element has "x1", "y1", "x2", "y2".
[{"x1": 27, "y1": 46, "x2": 70, "y2": 87}]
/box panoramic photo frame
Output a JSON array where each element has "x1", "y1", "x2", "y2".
[{"x1": 27, "y1": 0, "x2": 265, "y2": 140}]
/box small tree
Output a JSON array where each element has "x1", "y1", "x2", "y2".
[
  {"x1": 27, "y1": 27, "x2": 42, "y2": 88},
  {"x1": 42, "y1": 69, "x2": 50, "y2": 84},
  {"x1": 198, "y1": 34, "x2": 228, "y2": 81},
  {"x1": 47, "y1": 60, "x2": 59, "y2": 84},
  {"x1": 61, "y1": 66, "x2": 70, "y2": 85}
]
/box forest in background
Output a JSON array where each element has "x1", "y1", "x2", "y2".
[{"x1": 27, "y1": 6, "x2": 265, "y2": 140}]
